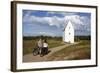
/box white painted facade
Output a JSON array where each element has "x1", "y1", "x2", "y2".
[{"x1": 63, "y1": 21, "x2": 74, "y2": 43}]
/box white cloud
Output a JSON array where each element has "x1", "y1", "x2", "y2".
[
  {"x1": 23, "y1": 12, "x2": 90, "y2": 33},
  {"x1": 49, "y1": 16, "x2": 65, "y2": 27},
  {"x1": 23, "y1": 15, "x2": 65, "y2": 27},
  {"x1": 65, "y1": 15, "x2": 83, "y2": 25}
]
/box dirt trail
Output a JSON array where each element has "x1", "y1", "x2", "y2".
[{"x1": 23, "y1": 42, "x2": 79, "y2": 62}]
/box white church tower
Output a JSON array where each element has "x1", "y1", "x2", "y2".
[{"x1": 63, "y1": 21, "x2": 74, "y2": 43}]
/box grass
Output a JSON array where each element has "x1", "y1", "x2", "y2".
[
  {"x1": 23, "y1": 39, "x2": 38, "y2": 55},
  {"x1": 23, "y1": 37, "x2": 63, "y2": 55},
  {"x1": 48, "y1": 40, "x2": 91, "y2": 61},
  {"x1": 48, "y1": 40, "x2": 64, "y2": 48},
  {"x1": 23, "y1": 36, "x2": 91, "y2": 60}
]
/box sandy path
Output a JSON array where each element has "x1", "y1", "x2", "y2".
[{"x1": 23, "y1": 42, "x2": 79, "y2": 62}]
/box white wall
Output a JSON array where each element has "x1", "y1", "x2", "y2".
[
  {"x1": 0, "y1": 0, "x2": 99, "y2": 73},
  {"x1": 64, "y1": 21, "x2": 74, "y2": 43}
]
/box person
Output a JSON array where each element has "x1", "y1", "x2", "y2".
[
  {"x1": 37, "y1": 38, "x2": 43, "y2": 56},
  {"x1": 42, "y1": 39, "x2": 48, "y2": 56}
]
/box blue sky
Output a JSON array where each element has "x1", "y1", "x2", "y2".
[{"x1": 23, "y1": 10, "x2": 91, "y2": 37}]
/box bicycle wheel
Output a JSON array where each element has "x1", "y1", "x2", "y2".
[{"x1": 33, "y1": 49, "x2": 39, "y2": 56}]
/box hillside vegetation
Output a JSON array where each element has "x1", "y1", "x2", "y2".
[{"x1": 23, "y1": 35, "x2": 91, "y2": 60}]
